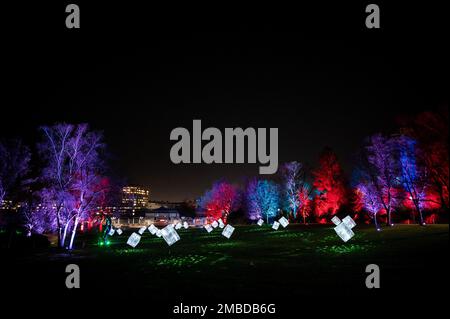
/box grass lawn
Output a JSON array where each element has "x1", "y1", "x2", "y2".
[{"x1": 3, "y1": 224, "x2": 448, "y2": 303}]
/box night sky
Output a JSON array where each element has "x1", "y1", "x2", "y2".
[{"x1": 2, "y1": 3, "x2": 447, "y2": 201}]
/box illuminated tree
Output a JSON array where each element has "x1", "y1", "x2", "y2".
[
  {"x1": 21, "y1": 194, "x2": 57, "y2": 236},
  {"x1": 38, "y1": 123, "x2": 108, "y2": 249},
  {"x1": 312, "y1": 148, "x2": 347, "y2": 222},
  {"x1": 395, "y1": 135, "x2": 427, "y2": 225},
  {"x1": 280, "y1": 161, "x2": 312, "y2": 221},
  {"x1": 357, "y1": 182, "x2": 382, "y2": 230},
  {"x1": 198, "y1": 181, "x2": 241, "y2": 222},
  {"x1": 246, "y1": 179, "x2": 279, "y2": 223},
  {"x1": 298, "y1": 183, "x2": 313, "y2": 224},
  {"x1": 363, "y1": 134, "x2": 400, "y2": 226},
  {"x1": 401, "y1": 109, "x2": 449, "y2": 211},
  {"x1": 0, "y1": 139, "x2": 31, "y2": 205}
]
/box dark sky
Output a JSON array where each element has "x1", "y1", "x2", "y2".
[{"x1": 2, "y1": 3, "x2": 447, "y2": 201}]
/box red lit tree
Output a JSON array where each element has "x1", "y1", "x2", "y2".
[
  {"x1": 198, "y1": 181, "x2": 241, "y2": 222},
  {"x1": 297, "y1": 184, "x2": 312, "y2": 223},
  {"x1": 312, "y1": 147, "x2": 347, "y2": 222},
  {"x1": 400, "y1": 109, "x2": 449, "y2": 212}
]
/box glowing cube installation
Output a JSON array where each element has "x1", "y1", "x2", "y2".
[
  {"x1": 183, "y1": 221, "x2": 189, "y2": 229},
  {"x1": 138, "y1": 226, "x2": 147, "y2": 235},
  {"x1": 212, "y1": 221, "x2": 219, "y2": 228},
  {"x1": 204, "y1": 224, "x2": 213, "y2": 233},
  {"x1": 331, "y1": 216, "x2": 341, "y2": 226},
  {"x1": 278, "y1": 216, "x2": 289, "y2": 228},
  {"x1": 126, "y1": 232, "x2": 141, "y2": 248},
  {"x1": 116, "y1": 228, "x2": 123, "y2": 235},
  {"x1": 342, "y1": 216, "x2": 356, "y2": 229},
  {"x1": 257, "y1": 219, "x2": 264, "y2": 226},
  {"x1": 218, "y1": 219, "x2": 225, "y2": 229},
  {"x1": 161, "y1": 225, "x2": 181, "y2": 246},
  {"x1": 222, "y1": 224, "x2": 235, "y2": 239},
  {"x1": 334, "y1": 222, "x2": 355, "y2": 242},
  {"x1": 272, "y1": 221, "x2": 280, "y2": 230},
  {"x1": 108, "y1": 228, "x2": 115, "y2": 236},
  {"x1": 148, "y1": 224, "x2": 158, "y2": 235},
  {"x1": 175, "y1": 222, "x2": 182, "y2": 230}
]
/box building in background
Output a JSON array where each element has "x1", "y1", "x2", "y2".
[
  {"x1": 122, "y1": 186, "x2": 150, "y2": 208},
  {"x1": 119, "y1": 186, "x2": 150, "y2": 216}
]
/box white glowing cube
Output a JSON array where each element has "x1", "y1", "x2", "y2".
[
  {"x1": 183, "y1": 221, "x2": 189, "y2": 229},
  {"x1": 218, "y1": 219, "x2": 225, "y2": 229},
  {"x1": 204, "y1": 224, "x2": 213, "y2": 233},
  {"x1": 334, "y1": 223, "x2": 355, "y2": 242},
  {"x1": 108, "y1": 228, "x2": 115, "y2": 236},
  {"x1": 279, "y1": 216, "x2": 289, "y2": 228},
  {"x1": 148, "y1": 224, "x2": 158, "y2": 235},
  {"x1": 155, "y1": 229, "x2": 162, "y2": 237},
  {"x1": 331, "y1": 216, "x2": 341, "y2": 226},
  {"x1": 212, "y1": 221, "x2": 219, "y2": 228},
  {"x1": 175, "y1": 222, "x2": 182, "y2": 230},
  {"x1": 222, "y1": 224, "x2": 235, "y2": 239},
  {"x1": 116, "y1": 228, "x2": 123, "y2": 235},
  {"x1": 161, "y1": 225, "x2": 181, "y2": 246},
  {"x1": 138, "y1": 226, "x2": 147, "y2": 235},
  {"x1": 126, "y1": 232, "x2": 141, "y2": 248},
  {"x1": 272, "y1": 221, "x2": 280, "y2": 230},
  {"x1": 342, "y1": 216, "x2": 356, "y2": 229},
  {"x1": 257, "y1": 219, "x2": 264, "y2": 226}
]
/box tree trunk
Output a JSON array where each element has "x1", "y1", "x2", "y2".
[
  {"x1": 61, "y1": 222, "x2": 70, "y2": 248},
  {"x1": 68, "y1": 216, "x2": 80, "y2": 250},
  {"x1": 374, "y1": 214, "x2": 380, "y2": 230},
  {"x1": 386, "y1": 208, "x2": 392, "y2": 226},
  {"x1": 414, "y1": 200, "x2": 424, "y2": 225}
]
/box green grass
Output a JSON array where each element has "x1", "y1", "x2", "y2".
[{"x1": 5, "y1": 224, "x2": 448, "y2": 299}]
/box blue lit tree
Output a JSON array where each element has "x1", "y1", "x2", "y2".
[
  {"x1": 246, "y1": 179, "x2": 279, "y2": 224},
  {"x1": 280, "y1": 161, "x2": 309, "y2": 220},
  {"x1": 396, "y1": 135, "x2": 427, "y2": 225}
]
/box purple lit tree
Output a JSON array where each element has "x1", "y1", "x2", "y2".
[
  {"x1": 357, "y1": 182, "x2": 382, "y2": 230},
  {"x1": 38, "y1": 123, "x2": 108, "y2": 249},
  {"x1": 246, "y1": 179, "x2": 279, "y2": 223},
  {"x1": 364, "y1": 134, "x2": 400, "y2": 226}
]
